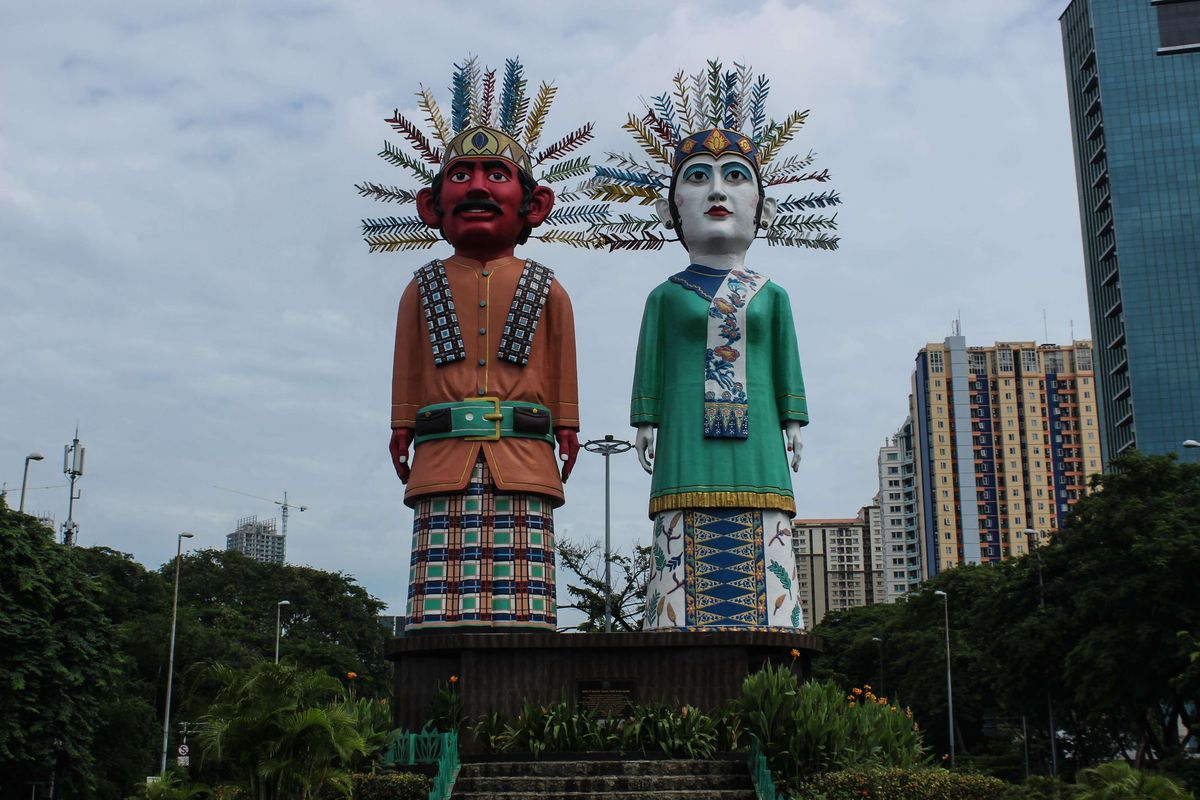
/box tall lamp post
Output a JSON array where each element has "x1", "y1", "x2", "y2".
[
  {"x1": 275, "y1": 600, "x2": 291, "y2": 663},
  {"x1": 1024, "y1": 529, "x2": 1059, "y2": 776},
  {"x1": 934, "y1": 589, "x2": 955, "y2": 769},
  {"x1": 19, "y1": 452, "x2": 44, "y2": 513},
  {"x1": 582, "y1": 435, "x2": 633, "y2": 633},
  {"x1": 871, "y1": 635, "x2": 884, "y2": 698},
  {"x1": 160, "y1": 532, "x2": 194, "y2": 774}
]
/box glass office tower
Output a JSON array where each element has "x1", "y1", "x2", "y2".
[{"x1": 1060, "y1": 0, "x2": 1200, "y2": 463}]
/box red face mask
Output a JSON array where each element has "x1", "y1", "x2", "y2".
[{"x1": 436, "y1": 158, "x2": 527, "y2": 254}]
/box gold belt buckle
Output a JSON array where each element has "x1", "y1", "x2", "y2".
[{"x1": 463, "y1": 396, "x2": 503, "y2": 441}]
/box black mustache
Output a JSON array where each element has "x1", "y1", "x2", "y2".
[{"x1": 454, "y1": 199, "x2": 502, "y2": 215}]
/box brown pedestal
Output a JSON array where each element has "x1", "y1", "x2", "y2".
[{"x1": 387, "y1": 630, "x2": 822, "y2": 745}]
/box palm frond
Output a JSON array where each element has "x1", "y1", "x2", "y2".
[
  {"x1": 594, "y1": 165, "x2": 666, "y2": 189},
  {"x1": 733, "y1": 63, "x2": 753, "y2": 132},
  {"x1": 766, "y1": 167, "x2": 830, "y2": 186},
  {"x1": 588, "y1": 181, "x2": 662, "y2": 206},
  {"x1": 417, "y1": 86, "x2": 451, "y2": 149},
  {"x1": 672, "y1": 71, "x2": 697, "y2": 134},
  {"x1": 769, "y1": 213, "x2": 839, "y2": 233},
  {"x1": 763, "y1": 231, "x2": 840, "y2": 250},
  {"x1": 706, "y1": 59, "x2": 723, "y2": 128},
  {"x1": 588, "y1": 213, "x2": 663, "y2": 234},
  {"x1": 597, "y1": 231, "x2": 671, "y2": 251},
  {"x1": 522, "y1": 81, "x2": 557, "y2": 152},
  {"x1": 749, "y1": 74, "x2": 770, "y2": 142},
  {"x1": 534, "y1": 229, "x2": 601, "y2": 249},
  {"x1": 651, "y1": 92, "x2": 681, "y2": 143},
  {"x1": 385, "y1": 111, "x2": 442, "y2": 165},
  {"x1": 759, "y1": 151, "x2": 816, "y2": 183},
  {"x1": 362, "y1": 216, "x2": 427, "y2": 236},
  {"x1": 534, "y1": 123, "x2": 594, "y2": 165},
  {"x1": 544, "y1": 203, "x2": 610, "y2": 226},
  {"x1": 641, "y1": 108, "x2": 677, "y2": 149},
  {"x1": 722, "y1": 69, "x2": 738, "y2": 129},
  {"x1": 775, "y1": 190, "x2": 842, "y2": 212},
  {"x1": 757, "y1": 109, "x2": 810, "y2": 165},
  {"x1": 479, "y1": 69, "x2": 496, "y2": 126},
  {"x1": 450, "y1": 56, "x2": 477, "y2": 134},
  {"x1": 378, "y1": 141, "x2": 435, "y2": 184},
  {"x1": 355, "y1": 181, "x2": 417, "y2": 204},
  {"x1": 621, "y1": 114, "x2": 671, "y2": 166},
  {"x1": 538, "y1": 156, "x2": 592, "y2": 184},
  {"x1": 366, "y1": 232, "x2": 441, "y2": 252}
]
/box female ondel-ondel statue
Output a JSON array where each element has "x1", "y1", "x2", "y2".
[{"x1": 589, "y1": 61, "x2": 841, "y2": 631}]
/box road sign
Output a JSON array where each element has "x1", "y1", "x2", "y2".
[
  {"x1": 178, "y1": 743, "x2": 189, "y2": 756},
  {"x1": 176, "y1": 755, "x2": 190, "y2": 767}
]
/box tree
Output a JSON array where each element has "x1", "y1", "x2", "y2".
[
  {"x1": 1074, "y1": 761, "x2": 1191, "y2": 799},
  {"x1": 0, "y1": 503, "x2": 123, "y2": 797},
  {"x1": 556, "y1": 537, "x2": 649, "y2": 631}
]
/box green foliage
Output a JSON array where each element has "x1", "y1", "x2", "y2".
[
  {"x1": 621, "y1": 703, "x2": 717, "y2": 759},
  {"x1": 127, "y1": 772, "x2": 214, "y2": 800},
  {"x1": 425, "y1": 680, "x2": 462, "y2": 733},
  {"x1": 740, "y1": 664, "x2": 925, "y2": 791},
  {"x1": 795, "y1": 768, "x2": 1009, "y2": 799},
  {"x1": 197, "y1": 662, "x2": 370, "y2": 800},
  {"x1": 470, "y1": 711, "x2": 510, "y2": 754},
  {"x1": 349, "y1": 772, "x2": 431, "y2": 800},
  {"x1": 1073, "y1": 761, "x2": 1192, "y2": 800},
  {"x1": 999, "y1": 776, "x2": 1077, "y2": 799},
  {"x1": 502, "y1": 697, "x2": 608, "y2": 758},
  {"x1": 712, "y1": 698, "x2": 745, "y2": 752}
]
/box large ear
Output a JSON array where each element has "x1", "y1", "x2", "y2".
[
  {"x1": 415, "y1": 187, "x2": 442, "y2": 228},
  {"x1": 523, "y1": 184, "x2": 556, "y2": 228},
  {"x1": 654, "y1": 198, "x2": 672, "y2": 227},
  {"x1": 759, "y1": 196, "x2": 779, "y2": 229}
]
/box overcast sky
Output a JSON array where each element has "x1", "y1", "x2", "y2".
[{"x1": 1, "y1": 1, "x2": 1089, "y2": 620}]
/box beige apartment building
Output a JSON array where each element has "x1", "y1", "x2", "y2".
[{"x1": 792, "y1": 507, "x2": 885, "y2": 627}]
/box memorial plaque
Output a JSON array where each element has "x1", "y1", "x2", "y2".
[{"x1": 577, "y1": 679, "x2": 636, "y2": 717}]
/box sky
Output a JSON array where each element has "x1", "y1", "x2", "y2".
[{"x1": 0, "y1": 1, "x2": 1091, "y2": 621}]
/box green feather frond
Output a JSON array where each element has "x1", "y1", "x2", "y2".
[
  {"x1": 757, "y1": 109, "x2": 809, "y2": 165},
  {"x1": 355, "y1": 181, "x2": 417, "y2": 204},
  {"x1": 763, "y1": 231, "x2": 840, "y2": 250},
  {"x1": 588, "y1": 181, "x2": 662, "y2": 206},
  {"x1": 706, "y1": 59, "x2": 723, "y2": 128},
  {"x1": 479, "y1": 69, "x2": 496, "y2": 127},
  {"x1": 597, "y1": 231, "x2": 671, "y2": 251},
  {"x1": 365, "y1": 232, "x2": 441, "y2": 252},
  {"x1": 522, "y1": 82, "x2": 557, "y2": 152},
  {"x1": 533, "y1": 229, "x2": 601, "y2": 249},
  {"x1": 770, "y1": 213, "x2": 838, "y2": 233},
  {"x1": 362, "y1": 215, "x2": 427, "y2": 236},
  {"x1": 622, "y1": 114, "x2": 672, "y2": 166},
  {"x1": 545, "y1": 203, "x2": 610, "y2": 226},
  {"x1": 775, "y1": 190, "x2": 842, "y2": 212},
  {"x1": 766, "y1": 167, "x2": 830, "y2": 187},
  {"x1": 672, "y1": 71, "x2": 697, "y2": 134},
  {"x1": 588, "y1": 214, "x2": 663, "y2": 234},
  {"x1": 385, "y1": 110, "x2": 442, "y2": 165},
  {"x1": 416, "y1": 86, "x2": 451, "y2": 149},
  {"x1": 534, "y1": 123, "x2": 594, "y2": 165},
  {"x1": 538, "y1": 156, "x2": 592, "y2": 184},
  {"x1": 759, "y1": 151, "x2": 816, "y2": 183},
  {"x1": 378, "y1": 141, "x2": 435, "y2": 184}
]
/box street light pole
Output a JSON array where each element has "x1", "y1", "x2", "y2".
[
  {"x1": 1024, "y1": 528, "x2": 1059, "y2": 777},
  {"x1": 934, "y1": 590, "x2": 954, "y2": 769},
  {"x1": 582, "y1": 435, "x2": 633, "y2": 633},
  {"x1": 871, "y1": 635, "x2": 884, "y2": 698},
  {"x1": 19, "y1": 453, "x2": 44, "y2": 513},
  {"x1": 275, "y1": 600, "x2": 291, "y2": 663},
  {"x1": 160, "y1": 532, "x2": 194, "y2": 774}
]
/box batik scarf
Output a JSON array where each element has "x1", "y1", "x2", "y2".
[{"x1": 703, "y1": 269, "x2": 767, "y2": 438}]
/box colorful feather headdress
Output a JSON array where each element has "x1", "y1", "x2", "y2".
[
  {"x1": 586, "y1": 60, "x2": 841, "y2": 252},
  {"x1": 356, "y1": 55, "x2": 603, "y2": 252}
]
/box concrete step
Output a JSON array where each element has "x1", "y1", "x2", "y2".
[
  {"x1": 460, "y1": 758, "x2": 745, "y2": 778},
  {"x1": 451, "y1": 758, "x2": 756, "y2": 800},
  {"x1": 453, "y1": 792, "x2": 756, "y2": 800},
  {"x1": 455, "y1": 773, "x2": 752, "y2": 792}
]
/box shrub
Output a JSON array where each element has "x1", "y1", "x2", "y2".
[
  {"x1": 795, "y1": 768, "x2": 1009, "y2": 800},
  {"x1": 621, "y1": 703, "x2": 717, "y2": 759},
  {"x1": 1074, "y1": 761, "x2": 1191, "y2": 799},
  {"x1": 424, "y1": 679, "x2": 462, "y2": 733},
  {"x1": 998, "y1": 775, "x2": 1075, "y2": 799},
  {"x1": 350, "y1": 772, "x2": 431, "y2": 800},
  {"x1": 504, "y1": 697, "x2": 608, "y2": 757},
  {"x1": 471, "y1": 710, "x2": 510, "y2": 754}
]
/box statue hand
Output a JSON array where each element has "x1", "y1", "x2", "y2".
[
  {"x1": 635, "y1": 424, "x2": 656, "y2": 475},
  {"x1": 389, "y1": 428, "x2": 414, "y2": 483},
  {"x1": 785, "y1": 422, "x2": 804, "y2": 472},
  {"x1": 556, "y1": 428, "x2": 580, "y2": 483}
]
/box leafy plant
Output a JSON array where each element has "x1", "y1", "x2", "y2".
[
  {"x1": 128, "y1": 772, "x2": 214, "y2": 800},
  {"x1": 622, "y1": 703, "x2": 717, "y2": 759},
  {"x1": 349, "y1": 772, "x2": 432, "y2": 800},
  {"x1": 1074, "y1": 761, "x2": 1191, "y2": 799},
  {"x1": 425, "y1": 679, "x2": 462, "y2": 733},
  {"x1": 471, "y1": 710, "x2": 510, "y2": 754},
  {"x1": 712, "y1": 698, "x2": 745, "y2": 752},
  {"x1": 503, "y1": 696, "x2": 607, "y2": 758},
  {"x1": 796, "y1": 768, "x2": 1009, "y2": 799}
]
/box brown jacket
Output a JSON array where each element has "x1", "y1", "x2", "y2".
[{"x1": 392, "y1": 255, "x2": 579, "y2": 506}]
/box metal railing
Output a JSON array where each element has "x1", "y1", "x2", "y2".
[
  {"x1": 381, "y1": 730, "x2": 460, "y2": 800},
  {"x1": 747, "y1": 736, "x2": 781, "y2": 800}
]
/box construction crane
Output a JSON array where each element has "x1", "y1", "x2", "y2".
[{"x1": 215, "y1": 486, "x2": 308, "y2": 539}]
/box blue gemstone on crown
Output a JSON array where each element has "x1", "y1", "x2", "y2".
[{"x1": 472, "y1": 132, "x2": 488, "y2": 148}]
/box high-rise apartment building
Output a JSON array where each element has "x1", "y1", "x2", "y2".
[
  {"x1": 910, "y1": 335, "x2": 1102, "y2": 575},
  {"x1": 877, "y1": 420, "x2": 923, "y2": 602},
  {"x1": 792, "y1": 506, "x2": 885, "y2": 627},
  {"x1": 226, "y1": 515, "x2": 286, "y2": 565},
  {"x1": 1061, "y1": 0, "x2": 1200, "y2": 463}
]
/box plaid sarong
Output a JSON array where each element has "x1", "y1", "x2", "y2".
[{"x1": 405, "y1": 457, "x2": 556, "y2": 632}]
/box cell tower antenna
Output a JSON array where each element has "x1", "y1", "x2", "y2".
[
  {"x1": 1070, "y1": 319, "x2": 1075, "y2": 341},
  {"x1": 62, "y1": 426, "x2": 85, "y2": 546},
  {"x1": 1043, "y1": 309, "x2": 1049, "y2": 343}
]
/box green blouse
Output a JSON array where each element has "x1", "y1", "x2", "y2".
[{"x1": 630, "y1": 274, "x2": 808, "y2": 518}]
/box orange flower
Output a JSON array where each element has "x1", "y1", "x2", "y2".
[
  {"x1": 852, "y1": 687, "x2": 863, "y2": 695},
  {"x1": 346, "y1": 671, "x2": 357, "y2": 680},
  {"x1": 449, "y1": 675, "x2": 459, "y2": 684},
  {"x1": 790, "y1": 648, "x2": 801, "y2": 659},
  {"x1": 848, "y1": 701, "x2": 857, "y2": 707}
]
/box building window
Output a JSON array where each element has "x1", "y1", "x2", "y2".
[
  {"x1": 929, "y1": 351, "x2": 944, "y2": 373},
  {"x1": 1021, "y1": 349, "x2": 1038, "y2": 373},
  {"x1": 1157, "y1": 1, "x2": 1200, "y2": 52},
  {"x1": 969, "y1": 352, "x2": 987, "y2": 375},
  {"x1": 998, "y1": 349, "x2": 1014, "y2": 372}
]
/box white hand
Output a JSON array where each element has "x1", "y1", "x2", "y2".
[
  {"x1": 785, "y1": 421, "x2": 804, "y2": 471},
  {"x1": 635, "y1": 423, "x2": 656, "y2": 475}
]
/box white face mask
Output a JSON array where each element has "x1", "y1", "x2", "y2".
[{"x1": 656, "y1": 153, "x2": 776, "y2": 269}]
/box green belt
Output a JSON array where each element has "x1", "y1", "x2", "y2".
[{"x1": 413, "y1": 397, "x2": 555, "y2": 445}]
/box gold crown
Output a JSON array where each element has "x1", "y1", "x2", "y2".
[{"x1": 442, "y1": 126, "x2": 532, "y2": 176}]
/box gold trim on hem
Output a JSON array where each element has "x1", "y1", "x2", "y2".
[{"x1": 648, "y1": 491, "x2": 795, "y2": 517}]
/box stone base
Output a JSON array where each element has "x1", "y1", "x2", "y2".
[{"x1": 386, "y1": 629, "x2": 822, "y2": 746}]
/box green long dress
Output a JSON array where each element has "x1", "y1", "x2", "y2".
[{"x1": 630, "y1": 272, "x2": 809, "y2": 518}]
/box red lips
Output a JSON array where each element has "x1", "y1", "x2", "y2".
[{"x1": 705, "y1": 205, "x2": 732, "y2": 217}]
